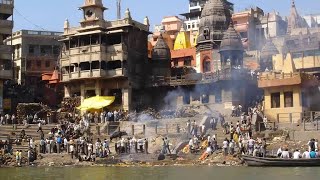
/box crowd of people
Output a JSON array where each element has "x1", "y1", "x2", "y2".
[{"x1": 114, "y1": 137, "x2": 149, "y2": 154}]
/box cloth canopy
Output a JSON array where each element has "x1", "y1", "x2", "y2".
[{"x1": 77, "y1": 96, "x2": 115, "y2": 111}]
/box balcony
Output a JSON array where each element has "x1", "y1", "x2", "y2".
[
  {"x1": 60, "y1": 44, "x2": 127, "y2": 66},
  {"x1": 0, "y1": 70, "x2": 12, "y2": 79},
  {"x1": 0, "y1": 45, "x2": 12, "y2": 60},
  {"x1": 61, "y1": 69, "x2": 124, "y2": 82},
  {"x1": 0, "y1": 0, "x2": 13, "y2": 15},
  {"x1": 0, "y1": 19, "x2": 13, "y2": 35}
]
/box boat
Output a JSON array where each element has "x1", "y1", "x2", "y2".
[{"x1": 242, "y1": 155, "x2": 320, "y2": 167}]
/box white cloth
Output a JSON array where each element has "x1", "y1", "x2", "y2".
[{"x1": 206, "y1": 147, "x2": 212, "y2": 154}]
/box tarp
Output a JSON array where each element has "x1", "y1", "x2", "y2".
[{"x1": 77, "y1": 96, "x2": 115, "y2": 111}]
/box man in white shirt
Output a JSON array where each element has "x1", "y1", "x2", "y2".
[
  {"x1": 248, "y1": 138, "x2": 255, "y2": 155},
  {"x1": 280, "y1": 149, "x2": 290, "y2": 159},
  {"x1": 222, "y1": 138, "x2": 229, "y2": 156},
  {"x1": 302, "y1": 149, "x2": 311, "y2": 159},
  {"x1": 293, "y1": 149, "x2": 301, "y2": 159}
]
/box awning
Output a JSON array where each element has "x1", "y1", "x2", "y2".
[{"x1": 77, "y1": 96, "x2": 115, "y2": 111}]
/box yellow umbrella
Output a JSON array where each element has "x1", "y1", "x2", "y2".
[{"x1": 77, "y1": 96, "x2": 115, "y2": 111}]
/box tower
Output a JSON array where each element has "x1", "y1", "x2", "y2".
[
  {"x1": 195, "y1": 0, "x2": 232, "y2": 73},
  {"x1": 219, "y1": 22, "x2": 244, "y2": 71},
  {"x1": 151, "y1": 34, "x2": 171, "y2": 77},
  {"x1": 80, "y1": 0, "x2": 107, "y2": 27}
]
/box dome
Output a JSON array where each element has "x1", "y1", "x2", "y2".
[
  {"x1": 261, "y1": 38, "x2": 279, "y2": 58},
  {"x1": 197, "y1": 0, "x2": 231, "y2": 45},
  {"x1": 152, "y1": 34, "x2": 171, "y2": 61},
  {"x1": 220, "y1": 23, "x2": 244, "y2": 52}
]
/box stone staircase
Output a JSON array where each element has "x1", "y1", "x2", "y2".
[{"x1": 0, "y1": 124, "x2": 57, "y2": 141}]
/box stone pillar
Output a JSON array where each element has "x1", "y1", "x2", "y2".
[
  {"x1": 95, "y1": 80, "x2": 101, "y2": 96},
  {"x1": 80, "y1": 84, "x2": 85, "y2": 102},
  {"x1": 122, "y1": 88, "x2": 131, "y2": 111},
  {"x1": 177, "y1": 96, "x2": 184, "y2": 107},
  {"x1": 64, "y1": 85, "x2": 71, "y2": 98}
]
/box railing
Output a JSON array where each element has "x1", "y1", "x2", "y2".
[
  {"x1": 259, "y1": 72, "x2": 300, "y2": 81},
  {"x1": 61, "y1": 69, "x2": 123, "y2": 81},
  {"x1": 0, "y1": 19, "x2": 13, "y2": 27},
  {"x1": 147, "y1": 69, "x2": 253, "y2": 87}
]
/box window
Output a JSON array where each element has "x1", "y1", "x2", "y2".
[
  {"x1": 284, "y1": 91, "x2": 293, "y2": 107},
  {"x1": 36, "y1": 60, "x2": 41, "y2": 67},
  {"x1": 45, "y1": 61, "x2": 50, "y2": 68},
  {"x1": 184, "y1": 57, "x2": 192, "y2": 66},
  {"x1": 29, "y1": 45, "x2": 35, "y2": 54},
  {"x1": 271, "y1": 92, "x2": 280, "y2": 108}
]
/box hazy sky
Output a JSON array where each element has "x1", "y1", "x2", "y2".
[{"x1": 13, "y1": 0, "x2": 320, "y2": 32}]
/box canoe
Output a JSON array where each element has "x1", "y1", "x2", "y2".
[{"x1": 242, "y1": 155, "x2": 320, "y2": 167}]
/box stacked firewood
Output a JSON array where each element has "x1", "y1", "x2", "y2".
[{"x1": 16, "y1": 103, "x2": 51, "y2": 123}]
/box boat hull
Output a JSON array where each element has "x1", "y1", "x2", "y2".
[{"x1": 242, "y1": 155, "x2": 320, "y2": 167}]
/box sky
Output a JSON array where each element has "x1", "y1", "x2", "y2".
[{"x1": 13, "y1": 0, "x2": 320, "y2": 32}]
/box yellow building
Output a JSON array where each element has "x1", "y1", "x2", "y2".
[{"x1": 259, "y1": 53, "x2": 320, "y2": 123}]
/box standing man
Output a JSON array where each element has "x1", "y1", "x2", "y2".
[
  {"x1": 144, "y1": 139, "x2": 148, "y2": 154},
  {"x1": 261, "y1": 138, "x2": 267, "y2": 157}
]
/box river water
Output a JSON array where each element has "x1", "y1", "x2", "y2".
[{"x1": 0, "y1": 166, "x2": 319, "y2": 180}]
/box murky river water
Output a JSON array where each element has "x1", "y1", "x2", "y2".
[{"x1": 0, "y1": 166, "x2": 319, "y2": 180}]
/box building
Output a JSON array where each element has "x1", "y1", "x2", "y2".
[
  {"x1": 149, "y1": 16, "x2": 183, "y2": 50},
  {"x1": 258, "y1": 53, "x2": 320, "y2": 123},
  {"x1": 0, "y1": 0, "x2": 14, "y2": 113},
  {"x1": 60, "y1": 0, "x2": 150, "y2": 111},
  {"x1": 287, "y1": 0, "x2": 309, "y2": 35},
  {"x1": 5, "y1": 30, "x2": 62, "y2": 85},
  {"x1": 232, "y1": 7, "x2": 264, "y2": 50}
]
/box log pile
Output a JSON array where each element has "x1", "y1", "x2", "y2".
[
  {"x1": 61, "y1": 97, "x2": 81, "y2": 113},
  {"x1": 16, "y1": 103, "x2": 51, "y2": 123}
]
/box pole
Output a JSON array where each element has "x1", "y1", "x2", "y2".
[{"x1": 11, "y1": 0, "x2": 15, "y2": 81}]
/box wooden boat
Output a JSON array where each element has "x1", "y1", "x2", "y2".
[{"x1": 242, "y1": 155, "x2": 320, "y2": 167}]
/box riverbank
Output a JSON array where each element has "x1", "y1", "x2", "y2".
[{"x1": 0, "y1": 150, "x2": 242, "y2": 168}]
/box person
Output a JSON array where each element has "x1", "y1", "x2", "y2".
[
  {"x1": 280, "y1": 148, "x2": 290, "y2": 159},
  {"x1": 186, "y1": 120, "x2": 191, "y2": 134},
  {"x1": 15, "y1": 150, "x2": 20, "y2": 166},
  {"x1": 310, "y1": 150, "x2": 317, "y2": 158},
  {"x1": 293, "y1": 149, "x2": 301, "y2": 159},
  {"x1": 222, "y1": 138, "x2": 229, "y2": 156},
  {"x1": 18, "y1": 150, "x2": 22, "y2": 166},
  {"x1": 144, "y1": 139, "x2": 148, "y2": 154},
  {"x1": 277, "y1": 147, "x2": 282, "y2": 157},
  {"x1": 37, "y1": 122, "x2": 42, "y2": 132},
  {"x1": 162, "y1": 137, "x2": 171, "y2": 154},
  {"x1": 40, "y1": 139, "x2": 46, "y2": 154},
  {"x1": 261, "y1": 138, "x2": 267, "y2": 157},
  {"x1": 188, "y1": 138, "x2": 194, "y2": 151},
  {"x1": 248, "y1": 137, "x2": 255, "y2": 155},
  {"x1": 69, "y1": 139, "x2": 75, "y2": 159},
  {"x1": 27, "y1": 148, "x2": 32, "y2": 165},
  {"x1": 229, "y1": 140, "x2": 235, "y2": 155},
  {"x1": 263, "y1": 116, "x2": 268, "y2": 129},
  {"x1": 315, "y1": 139, "x2": 318, "y2": 152},
  {"x1": 302, "y1": 149, "x2": 310, "y2": 159},
  {"x1": 253, "y1": 146, "x2": 260, "y2": 157}
]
